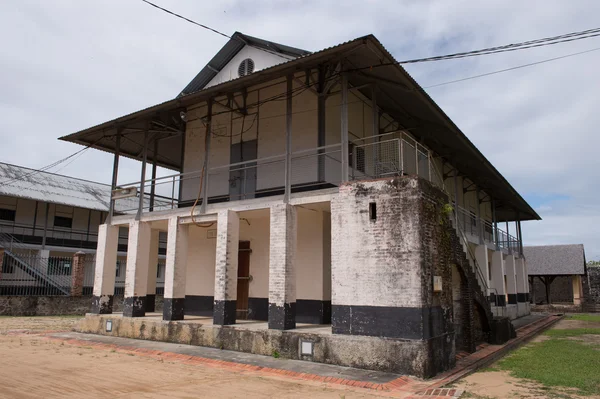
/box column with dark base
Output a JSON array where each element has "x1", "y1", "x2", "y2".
[
  {"x1": 91, "y1": 224, "x2": 119, "y2": 314},
  {"x1": 163, "y1": 217, "x2": 188, "y2": 321},
  {"x1": 123, "y1": 221, "x2": 151, "y2": 317},
  {"x1": 145, "y1": 229, "x2": 160, "y2": 312},
  {"x1": 213, "y1": 210, "x2": 239, "y2": 325},
  {"x1": 505, "y1": 254, "x2": 518, "y2": 307},
  {"x1": 268, "y1": 204, "x2": 297, "y2": 330}
]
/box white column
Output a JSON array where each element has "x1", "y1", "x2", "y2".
[
  {"x1": 515, "y1": 257, "x2": 527, "y2": 301},
  {"x1": 474, "y1": 245, "x2": 490, "y2": 293},
  {"x1": 163, "y1": 217, "x2": 188, "y2": 321},
  {"x1": 505, "y1": 254, "x2": 518, "y2": 306},
  {"x1": 490, "y1": 250, "x2": 506, "y2": 307},
  {"x1": 145, "y1": 229, "x2": 160, "y2": 312},
  {"x1": 92, "y1": 224, "x2": 119, "y2": 314},
  {"x1": 268, "y1": 203, "x2": 297, "y2": 330},
  {"x1": 124, "y1": 221, "x2": 152, "y2": 317},
  {"x1": 213, "y1": 210, "x2": 240, "y2": 325}
]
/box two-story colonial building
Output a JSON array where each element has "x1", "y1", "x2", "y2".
[{"x1": 62, "y1": 33, "x2": 538, "y2": 377}]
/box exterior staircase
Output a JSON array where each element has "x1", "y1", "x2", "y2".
[
  {"x1": 448, "y1": 216, "x2": 495, "y2": 352},
  {"x1": 0, "y1": 231, "x2": 70, "y2": 295}
]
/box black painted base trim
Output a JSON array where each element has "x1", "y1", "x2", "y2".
[
  {"x1": 490, "y1": 294, "x2": 506, "y2": 307},
  {"x1": 184, "y1": 295, "x2": 214, "y2": 316},
  {"x1": 248, "y1": 297, "x2": 268, "y2": 321},
  {"x1": 91, "y1": 295, "x2": 113, "y2": 314},
  {"x1": 296, "y1": 300, "x2": 332, "y2": 324},
  {"x1": 145, "y1": 294, "x2": 156, "y2": 312},
  {"x1": 123, "y1": 296, "x2": 146, "y2": 317},
  {"x1": 213, "y1": 300, "x2": 236, "y2": 325},
  {"x1": 268, "y1": 302, "x2": 296, "y2": 330},
  {"x1": 163, "y1": 298, "x2": 185, "y2": 321},
  {"x1": 332, "y1": 304, "x2": 444, "y2": 339},
  {"x1": 507, "y1": 294, "x2": 518, "y2": 305},
  {"x1": 516, "y1": 293, "x2": 528, "y2": 303}
]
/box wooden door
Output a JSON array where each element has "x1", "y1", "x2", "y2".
[{"x1": 236, "y1": 241, "x2": 252, "y2": 319}]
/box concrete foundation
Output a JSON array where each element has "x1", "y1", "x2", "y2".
[{"x1": 76, "y1": 313, "x2": 452, "y2": 378}]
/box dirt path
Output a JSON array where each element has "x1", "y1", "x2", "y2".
[{"x1": 0, "y1": 317, "x2": 384, "y2": 399}]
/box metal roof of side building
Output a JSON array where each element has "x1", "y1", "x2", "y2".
[
  {"x1": 524, "y1": 244, "x2": 586, "y2": 276},
  {"x1": 0, "y1": 162, "x2": 166, "y2": 213}
]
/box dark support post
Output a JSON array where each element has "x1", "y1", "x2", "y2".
[
  {"x1": 200, "y1": 99, "x2": 213, "y2": 214},
  {"x1": 149, "y1": 139, "x2": 158, "y2": 212},
  {"x1": 492, "y1": 197, "x2": 499, "y2": 249},
  {"x1": 317, "y1": 66, "x2": 326, "y2": 182},
  {"x1": 340, "y1": 73, "x2": 349, "y2": 182},
  {"x1": 476, "y1": 187, "x2": 483, "y2": 244},
  {"x1": 86, "y1": 209, "x2": 91, "y2": 241},
  {"x1": 41, "y1": 202, "x2": 49, "y2": 250},
  {"x1": 371, "y1": 84, "x2": 378, "y2": 175},
  {"x1": 107, "y1": 131, "x2": 121, "y2": 224},
  {"x1": 284, "y1": 75, "x2": 293, "y2": 203},
  {"x1": 32, "y1": 201, "x2": 38, "y2": 236},
  {"x1": 136, "y1": 128, "x2": 149, "y2": 220},
  {"x1": 453, "y1": 172, "x2": 460, "y2": 223},
  {"x1": 517, "y1": 217, "x2": 523, "y2": 256},
  {"x1": 505, "y1": 221, "x2": 511, "y2": 254}
]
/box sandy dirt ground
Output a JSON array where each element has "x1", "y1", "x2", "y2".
[
  {"x1": 0, "y1": 316, "x2": 386, "y2": 399},
  {"x1": 457, "y1": 318, "x2": 600, "y2": 399}
]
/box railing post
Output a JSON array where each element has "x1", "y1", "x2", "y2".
[
  {"x1": 171, "y1": 176, "x2": 176, "y2": 209},
  {"x1": 400, "y1": 138, "x2": 404, "y2": 174},
  {"x1": 352, "y1": 145, "x2": 357, "y2": 180},
  {"x1": 428, "y1": 151, "x2": 432, "y2": 183}
]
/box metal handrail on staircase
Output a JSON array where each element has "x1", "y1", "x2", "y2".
[{"x1": 0, "y1": 232, "x2": 70, "y2": 295}]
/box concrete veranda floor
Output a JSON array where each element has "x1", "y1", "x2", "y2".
[{"x1": 104, "y1": 311, "x2": 333, "y2": 334}]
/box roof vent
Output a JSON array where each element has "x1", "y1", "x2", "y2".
[{"x1": 238, "y1": 58, "x2": 255, "y2": 77}]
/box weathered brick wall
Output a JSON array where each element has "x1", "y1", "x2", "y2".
[
  {"x1": 0, "y1": 295, "x2": 164, "y2": 316},
  {"x1": 330, "y1": 176, "x2": 458, "y2": 376},
  {"x1": 531, "y1": 276, "x2": 573, "y2": 304}
]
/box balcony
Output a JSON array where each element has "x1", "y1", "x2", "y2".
[
  {"x1": 110, "y1": 131, "x2": 446, "y2": 217},
  {"x1": 0, "y1": 222, "x2": 99, "y2": 250},
  {"x1": 454, "y1": 205, "x2": 521, "y2": 255}
]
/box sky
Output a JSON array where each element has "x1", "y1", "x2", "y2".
[{"x1": 1, "y1": 1, "x2": 599, "y2": 258}]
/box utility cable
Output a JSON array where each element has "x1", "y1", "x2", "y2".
[
  {"x1": 140, "y1": 0, "x2": 294, "y2": 61},
  {"x1": 423, "y1": 46, "x2": 600, "y2": 89}
]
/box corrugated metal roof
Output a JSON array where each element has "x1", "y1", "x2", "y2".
[
  {"x1": 524, "y1": 244, "x2": 586, "y2": 275},
  {"x1": 0, "y1": 162, "x2": 164, "y2": 213},
  {"x1": 59, "y1": 33, "x2": 539, "y2": 222},
  {"x1": 178, "y1": 31, "x2": 310, "y2": 97}
]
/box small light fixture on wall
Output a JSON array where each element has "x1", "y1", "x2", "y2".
[
  {"x1": 106, "y1": 320, "x2": 113, "y2": 332},
  {"x1": 300, "y1": 340, "x2": 314, "y2": 356}
]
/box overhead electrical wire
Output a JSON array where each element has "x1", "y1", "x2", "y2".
[
  {"x1": 423, "y1": 46, "x2": 600, "y2": 89},
  {"x1": 140, "y1": 0, "x2": 292, "y2": 61},
  {"x1": 139, "y1": 0, "x2": 600, "y2": 68}
]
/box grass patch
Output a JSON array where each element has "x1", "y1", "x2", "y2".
[
  {"x1": 497, "y1": 339, "x2": 600, "y2": 395},
  {"x1": 544, "y1": 328, "x2": 600, "y2": 337},
  {"x1": 568, "y1": 314, "x2": 600, "y2": 323}
]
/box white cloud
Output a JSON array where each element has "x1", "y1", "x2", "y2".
[{"x1": 1, "y1": 0, "x2": 599, "y2": 258}]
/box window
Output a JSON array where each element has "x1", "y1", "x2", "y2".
[
  {"x1": 53, "y1": 215, "x2": 72, "y2": 229},
  {"x1": 238, "y1": 58, "x2": 255, "y2": 77},
  {"x1": 348, "y1": 143, "x2": 366, "y2": 174},
  {"x1": 0, "y1": 208, "x2": 16, "y2": 222},
  {"x1": 115, "y1": 260, "x2": 123, "y2": 278},
  {"x1": 47, "y1": 257, "x2": 71, "y2": 275},
  {"x1": 156, "y1": 263, "x2": 163, "y2": 279}
]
